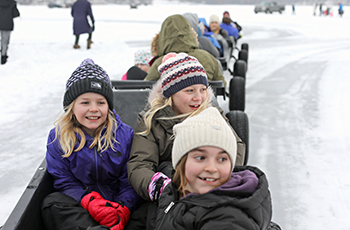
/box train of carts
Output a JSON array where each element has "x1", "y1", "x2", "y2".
[{"x1": 0, "y1": 38, "x2": 264, "y2": 229}]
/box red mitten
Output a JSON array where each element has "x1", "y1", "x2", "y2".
[
  {"x1": 110, "y1": 203, "x2": 130, "y2": 230},
  {"x1": 81, "y1": 191, "x2": 121, "y2": 227}
]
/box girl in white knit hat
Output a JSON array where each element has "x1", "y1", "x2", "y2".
[
  {"x1": 154, "y1": 107, "x2": 274, "y2": 230},
  {"x1": 125, "y1": 52, "x2": 246, "y2": 230}
]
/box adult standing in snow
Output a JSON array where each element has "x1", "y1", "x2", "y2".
[
  {"x1": 338, "y1": 2, "x2": 344, "y2": 17},
  {"x1": 71, "y1": 0, "x2": 95, "y2": 49},
  {"x1": 0, "y1": 0, "x2": 20, "y2": 65}
]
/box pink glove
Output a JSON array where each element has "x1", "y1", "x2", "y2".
[
  {"x1": 81, "y1": 191, "x2": 130, "y2": 229},
  {"x1": 148, "y1": 172, "x2": 171, "y2": 203}
]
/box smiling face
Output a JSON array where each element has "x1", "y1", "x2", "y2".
[
  {"x1": 184, "y1": 146, "x2": 232, "y2": 194},
  {"x1": 171, "y1": 84, "x2": 207, "y2": 115},
  {"x1": 72, "y1": 92, "x2": 109, "y2": 136},
  {"x1": 209, "y1": 21, "x2": 220, "y2": 33}
]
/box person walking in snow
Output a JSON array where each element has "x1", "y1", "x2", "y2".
[
  {"x1": 71, "y1": 0, "x2": 95, "y2": 49},
  {"x1": 0, "y1": 0, "x2": 20, "y2": 65},
  {"x1": 41, "y1": 58, "x2": 141, "y2": 230},
  {"x1": 338, "y1": 2, "x2": 344, "y2": 17}
]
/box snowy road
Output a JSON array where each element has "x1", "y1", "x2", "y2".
[{"x1": 1, "y1": 2, "x2": 350, "y2": 229}]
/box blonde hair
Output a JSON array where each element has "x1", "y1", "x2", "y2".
[
  {"x1": 173, "y1": 154, "x2": 188, "y2": 197},
  {"x1": 52, "y1": 100, "x2": 117, "y2": 158},
  {"x1": 138, "y1": 86, "x2": 213, "y2": 136}
]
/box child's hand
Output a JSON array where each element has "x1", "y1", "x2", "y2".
[
  {"x1": 81, "y1": 191, "x2": 130, "y2": 229},
  {"x1": 148, "y1": 172, "x2": 172, "y2": 203},
  {"x1": 110, "y1": 202, "x2": 130, "y2": 230}
]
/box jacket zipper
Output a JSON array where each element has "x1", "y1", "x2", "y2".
[
  {"x1": 155, "y1": 201, "x2": 175, "y2": 230},
  {"x1": 94, "y1": 147, "x2": 107, "y2": 198}
]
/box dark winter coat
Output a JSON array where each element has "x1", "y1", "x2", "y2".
[
  {"x1": 0, "y1": 0, "x2": 20, "y2": 31},
  {"x1": 155, "y1": 166, "x2": 272, "y2": 230},
  {"x1": 197, "y1": 36, "x2": 220, "y2": 58},
  {"x1": 71, "y1": 0, "x2": 94, "y2": 35},
  {"x1": 144, "y1": 14, "x2": 226, "y2": 86},
  {"x1": 127, "y1": 83, "x2": 246, "y2": 201},
  {"x1": 46, "y1": 110, "x2": 141, "y2": 212}
]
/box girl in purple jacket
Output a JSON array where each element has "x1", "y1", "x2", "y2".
[{"x1": 42, "y1": 58, "x2": 141, "y2": 230}]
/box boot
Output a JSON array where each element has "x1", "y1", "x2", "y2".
[
  {"x1": 1, "y1": 55, "x2": 8, "y2": 65},
  {"x1": 73, "y1": 44, "x2": 80, "y2": 49},
  {"x1": 87, "y1": 39, "x2": 93, "y2": 49}
]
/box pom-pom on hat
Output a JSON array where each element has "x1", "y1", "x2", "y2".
[
  {"x1": 134, "y1": 49, "x2": 152, "y2": 65},
  {"x1": 63, "y1": 58, "x2": 114, "y2": 110},
  {"x1": 172, "y1": 107, "x2": 237, "y2": 170},
  {"x1": 158, "y1": 52, "x2": 208, "y2": 98},
  {"x1": 209, "y1": 14, "x2": 220, "y2": 24}
]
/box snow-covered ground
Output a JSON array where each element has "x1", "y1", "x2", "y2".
[{"x1": 1, "y1": 2, "x2": 350, "y2": 229}]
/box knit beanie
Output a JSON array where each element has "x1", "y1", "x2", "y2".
[
  {"x1": 223, "y1": 11, "x2": 230, "y2": 18},
  {"x1": 209, "y1": 14, "x2": 220, "y2": 24},
  {"x1": 172, "y1": 107, "x2": 237, "y2": 170},
  {"x1": 63, "y1": 58, "x2": 114, "y2": 110},
  {"x1": 134, "y1": 49, "x2": 152, "y2": 65},
  {"x1": 158, "y1": 52, "x2": 208, "y2": 98}
]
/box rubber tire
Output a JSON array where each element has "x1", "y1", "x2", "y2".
[
  {"x1": 233, "y1": 60, "x2": 246, "y2": 78},
  {"x1": 225, "y1": 110, "x2": 249, "y2": 165},
  {"x1": 238, "y1": 49, "x2": 248, "y2": 69},
  {"x1": 229, "y1": 76, "x2": 245, "y2": 111},
  {"x1": 241, "y1": 43, "x2": 249, "y2": 52}
]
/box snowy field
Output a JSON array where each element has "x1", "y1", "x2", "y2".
[{"x1": 1, "y1": 1, "x2": 350, "y2": 229}]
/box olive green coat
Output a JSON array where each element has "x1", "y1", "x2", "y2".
[
  {"x1": 127, "y1": 85, "x2": 245, "y2": 200},
  {"x1": 144, "y1": 14, "x2": 226, "y2": 86}
]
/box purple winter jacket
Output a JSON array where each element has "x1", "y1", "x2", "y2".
[
  {"x1": 71, "y1": 0, "x2": 94, "y2": 35},
  {"x1": 46, "y1": 110, "x2": 141, "y2": 212}
]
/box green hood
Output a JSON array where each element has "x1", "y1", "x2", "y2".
[
  {"x1": 157, "y1": 14, "x2": 199, "y2": 55},
  {"x1": 145, "y1": 14, "x2": 226, "y2": 86}
]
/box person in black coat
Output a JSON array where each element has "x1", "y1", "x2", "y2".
[
  {"x1": 71, "y1": 0, "x2": 95, "y2": 49},
  {"x1": 155, "y1": 107, "x2": 273, "y2": 230},
  {"x1": 0, "y1": 0, "x2": 20, "y2": 65}
]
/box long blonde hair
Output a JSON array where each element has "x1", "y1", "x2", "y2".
[
  {"x1": 52, "y1": 101, "x2": 117, "y2": 158},
  {"x1": 138, "y1": 85, "x2": 214, "y2": 136}
]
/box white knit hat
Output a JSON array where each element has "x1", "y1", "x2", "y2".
[
  {"x1": 209, "y1": 14, "x2": 220, "y2": 24},
  {"x1": 134, "y1": 49, "x2": 152, "y2": 65},
  {"x1": 172, "y1": 107, "x2": 237, "y2": 170}
]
